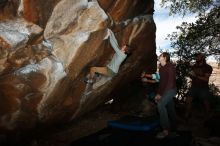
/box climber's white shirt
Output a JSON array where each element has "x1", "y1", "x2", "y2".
[{"x1": 106, "y1": 29, "x2": 127, "y2": 73}]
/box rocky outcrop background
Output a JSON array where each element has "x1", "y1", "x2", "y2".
[{"x1": 0, "y1": 0, "x2": 157, "y2": 132}]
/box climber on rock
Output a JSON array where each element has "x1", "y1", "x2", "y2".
[{"x1": 84, "y1": 29, "x2": 132, "y2": 94}]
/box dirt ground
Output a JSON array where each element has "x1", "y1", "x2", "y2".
[
  {"x1": 28, "y1": 98, "x2": 220, "y2": 146},
  {"x1": 209, "y1": 62, "x2": 220, "y2": 89}
]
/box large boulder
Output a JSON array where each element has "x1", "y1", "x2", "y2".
[{"x1": 0, "y1": 0, "x2": 157, "y2": 133}]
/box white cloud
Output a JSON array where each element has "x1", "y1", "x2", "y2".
[{"x1": 154, "y1": 0, "x2": 197, "y2": 54}]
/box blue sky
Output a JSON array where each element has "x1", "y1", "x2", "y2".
[{"x1": 154, "y1": 0, "x2": 197, "y2": 55}]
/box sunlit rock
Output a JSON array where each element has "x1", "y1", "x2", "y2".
[
  {"x1": 44, "y1": 0, "x2": 89, "y2": 39},
  {"x1": 0, "y1": 0, "x2": 156, "y2": 134},
  {"x1": 0, "y1": 18, "x2": 43, "y2": 49},
  {"x1": 0, "y1": 19, "x2": 43, "y2": 75}
]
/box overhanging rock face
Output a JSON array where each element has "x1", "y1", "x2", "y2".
[{"x1": 0, "y1": 0, "x2": 157, "y2": 131}]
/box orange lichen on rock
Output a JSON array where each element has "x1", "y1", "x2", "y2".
[
  {"x1": 0, "y1": 37, "x2": 11, "y2": 49},
  {"x1": 23, "y1": 0, "x2": 39, "y2": 23}
]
